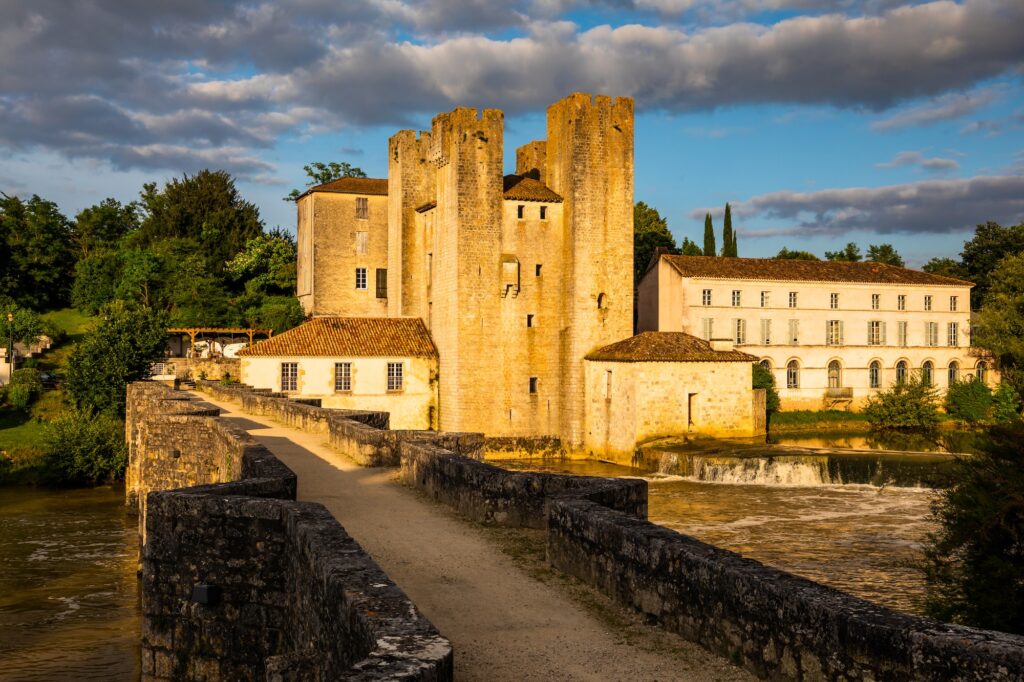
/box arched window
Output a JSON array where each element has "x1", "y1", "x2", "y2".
[
  {"x1": 896, "y1": 360, "x2": 908, "y2": 385},
  {"x1": 827, "y1": 360, "x2": 842, "y2": 388},
  {"x1": 922, "y1": 360, "x2": 934, "y2": 386},
  {"x1": 759, "y1": 359, "x2": 772, "y2": 370},
  {"x1": 786, "y1": 360, "x2": 799, "y2": 389},
  {"x1": 948, "y1": 361, "x2": 960, "y2": 386},
  {"x1": 869, "y1": 361, "x2": 881, "y2": 389},
  {"x1": 976, "y1": 361, "x2": 988, "y2": 384},
  {"x1": 597, "y1": 293, "x2": 607, "y2": 310}
]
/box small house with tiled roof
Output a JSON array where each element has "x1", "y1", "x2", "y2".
[
  {"x1": 583, "y1": 332, "x2": 762, "y2": 457},
  {"x1": 638, "y1": 254, "x2": 990, "y2": 410},
  {"x1": 238, "y1": 317, "x2": 438, "y2": 430}
]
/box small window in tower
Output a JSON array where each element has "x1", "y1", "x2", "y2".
[
  {"x1": 356, "y1": 197, "x2": 368, "y2": 220},
  {"x1": 535, "y1": 264, "x2": 542, "y2": 276},
  {"x1": 529, "y1": 377, "x2": 539, "y2": 394},
  {"x1": 540, "y1": 205, "x2": 547, "y2": 220},
  {"x1": 597, "y1": 293, "x2": 607, "y2": 310},
  {"x1": 526, "y1": 314, "x2": 534, "y2": 328},
  {"x1": 517, "y1": 205, "x2": 525, "y2": 219}
]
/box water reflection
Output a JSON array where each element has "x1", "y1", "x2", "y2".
[
  {"x1": 768, "y1": 428, "x2": 985, "y2": 454},
  {"x1": 496, "y1": 458, "x2": 934, "y2": 614},
  {"x1": 0, "y1": 486, "x2": 140, "y2": 681}
]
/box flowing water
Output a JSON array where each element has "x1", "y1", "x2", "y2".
[
  {"x1": 497, "y1": 451, "x2": 941, "y2": 615},
  {"x1": 0, "y1": 486, "x2": 140, "y2": 681}
]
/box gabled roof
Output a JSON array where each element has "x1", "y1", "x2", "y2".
[
  {"x1": 238, "y1": 317, "x2": 437, "y2": 358},
  {"x1": 300, "y1": 177, "x2": 388, "y2": 199},
  {"x1": 660, "y1": 255, "x2": 973, "y2": 287},
  {"x1": 586, "y1": 332, "x2": 757, "y2": 363},
  {"x1": 502, "y1": 174, "x2": 563, "y2": 203}
]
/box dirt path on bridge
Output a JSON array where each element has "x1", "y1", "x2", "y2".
[{"x1": 195, "y1": 393, "x2": 751, "y2": 682}]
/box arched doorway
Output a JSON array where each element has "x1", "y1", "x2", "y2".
[{"x1": 827, "y1": 360, "x2": 842, "y2": 388}]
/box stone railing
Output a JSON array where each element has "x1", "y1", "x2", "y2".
[
  {"x1": 127, "y1": 383, "x2": 452, "y2": 681},
  {"x1": 192, "y1": 381, "x2": 1024, "y2": 680}
]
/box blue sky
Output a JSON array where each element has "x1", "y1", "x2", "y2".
[{"x1": 2, "y1": 0, "x2": 1022, "y2": 267}]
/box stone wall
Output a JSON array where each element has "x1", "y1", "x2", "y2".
[{"x1": 128, "y1": 382, "x2": 452, "y2": 681}]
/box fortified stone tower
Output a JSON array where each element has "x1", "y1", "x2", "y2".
[
  {"x1": 426, "y1": 108, "x2": 506, "y2": 433},
  {"x1": 387, "y1": 130, "x2": 435, "y2": 319},
  {"x1": 545, "y1": 93, "x2": 635, "y2": 448}
]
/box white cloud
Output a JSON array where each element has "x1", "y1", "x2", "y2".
[
  {"x1": 871, "y1": 86, "x2": 1003, "y2": 131},
  {"x1": 876, "y1": 150, "x2": 959, "y2": 172}
]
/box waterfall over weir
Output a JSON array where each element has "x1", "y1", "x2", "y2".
[{"x1": 654, "y1": 447, "x2": 955, "y2": 489}]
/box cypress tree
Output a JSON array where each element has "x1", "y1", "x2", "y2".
[
  {"x1": 722, "y1": 203, "x2": 734, "y2": 257},
  {"x1": 703, "y1": 213, "x2": 716, "y2": 256},
  {"x1": 731, "y1": 221, "x2": 739, "y2": 257}
]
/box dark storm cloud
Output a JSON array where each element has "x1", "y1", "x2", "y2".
[
  {"x1": 692, "y1": 175, "x2": 1024, "y2": 237},
  {"x1": 1, "y1": 0, "x2": 1022, "y2": 178}
]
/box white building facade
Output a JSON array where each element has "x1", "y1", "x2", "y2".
[{"x1": 638, "y1": 255, "x2": 993, "y2": 410}]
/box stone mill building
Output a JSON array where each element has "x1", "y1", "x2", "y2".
[{"x1": 243, "y1": 93, "x2": 761, "y2": 457}]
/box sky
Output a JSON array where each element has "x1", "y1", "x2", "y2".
[{"x1": 2, "y1": 0, "x2": 1023, "y2": 267}]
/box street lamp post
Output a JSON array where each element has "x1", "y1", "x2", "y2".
[{"x1": 6, "y1": 312, "x2": 13, "y2": 369}]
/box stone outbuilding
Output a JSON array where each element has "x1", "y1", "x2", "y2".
[
  {"x1": 238, "y1": 317, "x2": 438, "y2": 430},
  {"x1": 583, "y1": 332, "x2": 762, "y2": 461}
]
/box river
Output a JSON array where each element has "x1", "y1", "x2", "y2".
[
  {"x1": 0, "y1": 486, "x2": 140, "y2": 682},
  {"x1": 498, "y1": 449, "x2": 941, "y2": 615}
]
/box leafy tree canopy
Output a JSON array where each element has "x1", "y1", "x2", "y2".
[
  {"x1": 226, "y1": 229, "x2": 297, "y2": 296},
  {"x1": 960, "y1": 221, "x2": 1024, "y2": 308},
  {"x1": 924, "y1": 425, "x2": 1024, "y2": 633},
  {"x1": 72, "y1": 198, "x2": 139, "y2": 258},
  {"x1": 679, "y1": 237, "x2": 703, "y2": 256},
  {"x1": 135, "y1": 170, "x2": 264, "y2": 276},
  {"x1": 774, "y1": 247, "x2": 819, "y2": 260},
  {"x1": 972, "y1": 252, "x2": 1024, "y2": 374},
  {"x1": 286, "y1": 161, "x2": 367, "y2": 201},
  {"x1": 65, "y1": 301, "x2": 167, "y2": 417},
  {"x1": 634, "y1": 202, "x2": 678, "y2": 284},
  {"x1": 863, "y1": 376, "x2": 941, "y2": 430},
  {"x1": 923, "y1": 257, "x2": 967, "y2": 280},
  {"x1": 703, "y1": 213, "x2": 715, "y2": 257},
  {"x1": 866, "y1": 243, "x2": 904, "y2": 267},
  {"x1": 825, "y1": 242, "x2": 862, "y2": 262},
  {"x1": 0, "y1": 299, "x2": 45, "y2": 346},
  {"x1": 0, "y1": 193, "x2": 74, "y2": 310},
  {"x1": 752, "y1": 363, "x2": 781, "y2": 424}
]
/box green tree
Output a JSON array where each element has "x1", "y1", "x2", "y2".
[
  {"x1": 286, "y1": 161, "x2": 367, "y2": 201},
  {"x1": 679, "y1": 237, "x2": 703, "y2": 256},
  {"x1": 960, "y1": 222, "x2": 1024, "y2": 309},
  {"x1": 40, "y1": 411, "x2": 128, "y2": 485},
  {"x1": 633, "y1": 202, "x2": 678, "y2": 284},
  {"x1": 72, "y1": 198, "x2": 138, "y2": 258},
  {"x1": 825, "y1": 242, "x2": 862, "y2": 262},
  {"x1": 866, "y1": 243, "x2": 904, "y2": 267},
  {"x1": 135, "y1": 170, "x2": 263, "y2": 277},
  {"x1": 752, "y1": 363, "x2": 781, "y2": 426},
  {"x1": 0, "y1": 194, "x2": 74, "y2": 309},
  {"x1": 944, "y1": 377, "x2": 992, "y2": 424},
  {"x1": 992, "y1": 382, "x2": 1021, "y2": 423},
  {"x1": 72, "y1": 249, "x2": 123, "y2": 314},
  {"x1": 863, "y1": 376, "x2": 940, "y2": 430},
  {"x1": 972, "y1": 253, "x2": 1024, "y2": 376},
  {"x1": 721, "y1": 204, "x2": 734, "y2": 257},
  {"x1": 702, "y1": 213, "x2": 716, "y2": 256},
  {"x1": 923, "y1": 257, "x2": 967, "y2": 280},
  {"x1": 225, "y1": 230, "x2": 297, "y2": 296},
  {"x1": 0, "y1": 301, "x2": 44, "y2": 346},
  {"x1": 65, "y1": 301, "x2": 167, "y2": 417},
  {"x1": 242, "y1": 295, "x2": 305, "y2": 334},
  {"x1": 924, "y1": 425, "x2": 1024, "y2": 633},
  {"x1": 774, "y1": 247, "x2": 819, "y2": 260}
]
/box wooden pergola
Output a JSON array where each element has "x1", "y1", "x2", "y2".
[{"x1": 168, "y1": 327, "x2": 274, "y2": 352}]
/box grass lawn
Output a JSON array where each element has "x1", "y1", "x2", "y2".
[
  {"x1": 0, "y1": 408, "x2": 47, "y2": 452},
  {"x1": 38, "y1": 308, "x2": 96, "y2": 373}
]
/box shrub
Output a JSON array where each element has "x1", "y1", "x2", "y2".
[
  {"x1": 863, "y1": 377, "x2": 941, "y2": 430},
  {"x1": 924, "y1": 425, "x2": 1024, "y2": 633},
  {"x1": 751, "y1": 363, "x2": 781, "y2": 426},
  {"x1": 40, "y1": 411, "x2": 127, "y2": 485},
  {"x1": 6, "y1": 368, "x2": 42, "y2": 410},
  {"x1": 944, "y1": 377, "x2": 993, "y2": 424},
  {"x1": 992, "y1": 382, "x2": 1021, "y2": 424}
]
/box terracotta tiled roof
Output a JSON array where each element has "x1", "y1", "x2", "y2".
[
  {"x1": 586, "y1": 332, "x2": 757, "y2": 363},
  {"x1": 302, "y1": 177, "x2": 388, "y2": 198},
  {"x1": 503, "y1": 175, "x2": 563, "y2": 202},
  {"x1": 661, "y1": 255, "x2": 973, "y2": 286},
  {"x1": 238, "y1": 317, "x2": 437, "y2": 358}
]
